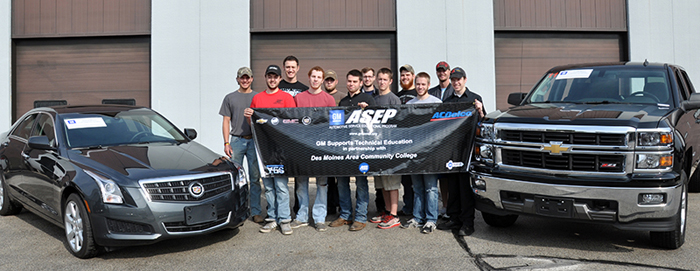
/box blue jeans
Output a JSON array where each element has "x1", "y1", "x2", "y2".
[
  {"x1": 229, "y1": 136, "x2": 262, "y2": 216},
  {"x1": 262, "y1": 177, "x2": 291, "y2": 223},
  {"x1": 295, "y1": 177, "x2": 328, "y2": 223},
  {"x1": 411, "y1": 174, "x2": 439, "y2": 224},
  {"x1": 337, "y1": 176, "x2": 369, "y2": 223}
]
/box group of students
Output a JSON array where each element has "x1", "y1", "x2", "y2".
[{"x1": 220, "y1": 55, "x2": 486, "y2": 236}]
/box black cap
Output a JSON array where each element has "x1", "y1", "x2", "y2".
[
  {"x1": 450, "y1": 67, "x2": 467, "y2": 79},
  {"x1": 265, "y1": 65, "x2": 282, "y2": 76}
]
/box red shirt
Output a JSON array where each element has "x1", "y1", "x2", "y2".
[
  {"x1": 250, "y1": 89, "x2": 296, "y2": 108},
  {"x1": 294, "y1": 90, "x2": 337, "y2": 107}
]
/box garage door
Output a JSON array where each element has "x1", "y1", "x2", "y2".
[
  {"x1": 14, "y1": 37, "x2": 150, "y2": 120},
  {"x1": 251, "y1": 33, "x2": 395, "y2": 95},
  {"x1": 494, "y1": 33, "x2": 624, "y2": 110}
]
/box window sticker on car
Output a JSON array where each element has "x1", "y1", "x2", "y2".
[
  {"x1": 555, "y1": 69, "x2": 593, "y2": 80},
  {"x1": 64, "y1": 117, "x2": 107, "y2": 129}
]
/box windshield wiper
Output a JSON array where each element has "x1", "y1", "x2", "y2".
[
  {"x1": 73, "y1": 145, "x2": 106, "y2": 150},
  {"x1": 581, "y1": 100, "x2": 625, "y2": 104}
]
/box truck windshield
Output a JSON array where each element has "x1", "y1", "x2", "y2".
[{"x1": 526, "y1": 67, "x2": 671, "y2": 105}]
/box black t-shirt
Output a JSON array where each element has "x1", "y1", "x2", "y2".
[
  {"x1": 396, "y1": 88, "x2": 417, "y2": 104},
  {"x1": 279, "y1": 80, "x2": 309, "y2": 97},
  {"x1": 444, "y1": 87, "x2": 486, "y2": 117},
  {"x1": 339, "y1": 91, "x2": 377, "y2": 107}
]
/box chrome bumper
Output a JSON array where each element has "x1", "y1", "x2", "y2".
[{"x1": 471, "y1": 173, "x2": 682, "y2": 224}]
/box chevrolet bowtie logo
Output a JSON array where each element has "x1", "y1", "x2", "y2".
[{"x1": 543, "y1": 142, "x2": 569, "y2": 155}]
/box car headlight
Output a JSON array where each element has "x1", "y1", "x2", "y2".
[
  {"x1": 637, "y1": 131, "x2": 672, "y2": 146},
  {"x1": 84, "y1": 170, "x2": 124, "y2": 204},
  {"x1": 477, "y1": 123, "x2": 495, "y2": 142},
  {"x1": 636, "y1": 154, "x2": 673, "y2": 169},
  {"x1": 235, "y1": 167, "x2": 247, "y2": 189},
  {"x1": 475, "y1": 143, "x2": 494, "y2": 163}
]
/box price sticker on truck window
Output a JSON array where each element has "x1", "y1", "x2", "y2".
[{"x1": 555, "y1": 69, "x2": 593, "y2": 80}]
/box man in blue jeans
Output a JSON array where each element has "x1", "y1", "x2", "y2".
[
  {"x1": 403, "y1": 72, "x2": 443, "y2": 233},
  {"x1": 219, "y1": 66, "x2": 263, "y2": 223},
  {"x1": 290, "y1": 66, "x2": 337, "y2": 232},
  {"x1": 244, "y1": 65, "x2": 297, "y2": 235},
  {"x1": 329, "y1": 69, "x2": 376, "y2": 231}
]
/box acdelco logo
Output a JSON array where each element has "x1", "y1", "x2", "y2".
[
  {"x1": 430, "y1": 111, "x2": 472, "y2": 121},
  {"x1": 346, "y1": 109, "x2": 397, "y2": 124}
]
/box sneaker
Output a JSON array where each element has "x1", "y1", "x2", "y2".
[
  {"x1": 259, "y1": 221, "x2": 278, "y2": 233},
  {"x1": 378, "y1": 215, "x2": 400, "y2": 229},
  {"x1": 421, "y1": 222, "x2": 436, "y2": 234},
  {"x1": 280, "y1": 222, "x2": 293, "y2": 235},
  {"x1": 401, "y1": 218, "x2": 424, "y2": 229},
  {"x1": 315, "y1": 223, "x2": 328, "y2": 232},
  {"x1": 370, "y1": 211, "x2": 388, "y2": 223},
  {"x1": 329, "y1": 218, "x2": 350, "y2": 227},
  {"x1": 290, "y1": 220, "x2": 308, "y2": 229},
  {"x1": 349, "y1": 221, "x2": 366, "y2": 231}
]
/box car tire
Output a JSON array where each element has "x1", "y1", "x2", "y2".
[
  {"x1": 63, "y1": 194, "x2": 100, "y2": 258},
  {"x1": 0, "y1": 175, "x2": 22, "y2": 216},
  {"x1": 689, "y1": 168, "x2": 700, "y2": 192},
  {"x1": 481, "y1": 211, "x2": 518, "y2": 228},
  {"x1": 649, "y1": 181, "x2": 687, "y2": 249}
]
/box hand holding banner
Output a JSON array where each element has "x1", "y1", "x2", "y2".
[{"x1": 251, "y1": 103, "x2": 477, "y2": 177}]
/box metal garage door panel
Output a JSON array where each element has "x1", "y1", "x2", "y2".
[
  {"x1": 14, "y1": 37, "x2": 150, "y2": 120},
  {"x1": 494, "y1": 34, "x2": 623, "y2": 111},
  {"x1": 251, "y1": 33, "x2": 395, "y2": 97}
]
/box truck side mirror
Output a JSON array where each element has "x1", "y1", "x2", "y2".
[
  {"x1": 508, "y1": 93, "x2": 527, "y2": 106},
  {"x1": 682, "y1": 93, "x2": 700, "y2": 111}
]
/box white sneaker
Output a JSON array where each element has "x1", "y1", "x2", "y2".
[{"x1": 260, "y1": 221, "x2": 278, "y2": 233}]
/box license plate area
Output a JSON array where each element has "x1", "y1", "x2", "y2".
[
  {"x1": 185, "y1": 204, "x2": 217, "y2": 225},
  {"x1": 535, "y1": 196, "x2": 573, "y2": 218}
]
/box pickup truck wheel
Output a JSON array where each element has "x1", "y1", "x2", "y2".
[
  {"x1": 481, "y1": 211, "x2": 518, "y2": 227},
  {"x1": 0, "y1": 175, "x2": 22, "y2": 216},
  {"x1": 689, "y1": 168, "x2": 700, "y2": 192},
  {"x1": 63, "y1": 194, "x2": 100, "y2": 258},
  {"x1": 649, "y1": 183, "x2": 687, "y2": 249}
]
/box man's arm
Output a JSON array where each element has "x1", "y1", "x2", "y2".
[{"x1": 222, "y1": 116, "x2": 232, "y2": 157}]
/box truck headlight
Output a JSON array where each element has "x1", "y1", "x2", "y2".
[
  {"x1": 477, "y1": 123, "x2": 495, "y2": 141},
  {"x1": 636, "y1": 154, "x2": 673, "y2": 169},
  {"x1": 476, "y1": 144, "x2": 493, "y2": 161},
  {"x1": 637, "y1": 131, "x2": 672, "y2": 146},
  {"x1": 84, "y1": 170, "x2": 124, "y2": 204}
]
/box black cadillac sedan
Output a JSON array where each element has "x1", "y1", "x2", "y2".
[{"x1": 0, "y1": 105, "x2": 249, "y2": 258}]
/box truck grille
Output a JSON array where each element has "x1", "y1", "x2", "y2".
[
  {"x1": 502, "y1": 149, "x2": 624, "y2": 172},
  {"x1": 501, "y1": 131, "x2": 626, "y2": 146},
  {"x1": 141, "y1": 173, "x2": 232, "y2": 202}
]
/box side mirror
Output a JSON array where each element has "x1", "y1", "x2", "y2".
[
  {"x1": 184, "y1": 128, "x2": 197, "y2": 140},
  {"x1": 508, "y1": 93, "x2": 527, "y2": 106},
  {"x1": 682, "y1": 93, "x2": 700, "y2": 111},
  {"x1": 27, "y1": 136, "x2": 56, "y2": 151}
]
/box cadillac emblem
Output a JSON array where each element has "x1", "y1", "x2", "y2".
[{"x1": 189, "y1": 182, "x2": 205, "y2": 198}]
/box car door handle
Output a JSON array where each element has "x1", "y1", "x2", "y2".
[
  {"x1": 1, "y1": 142, "x2": 7, "y2": 147},
  {"x1": 21, "y1": 152, "x2": 30, "y2": 159}
]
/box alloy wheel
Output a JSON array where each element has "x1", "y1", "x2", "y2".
[{"x1": 64, "y1": 201, "x2": 84, "y2": 252}]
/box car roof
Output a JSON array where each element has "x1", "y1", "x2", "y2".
[
  {"x1": 40, "y1": 104, "x2": 147, "y2": 115},
  {"x1": 546, "y1": 61, "x2": 674, "y2": 73}
]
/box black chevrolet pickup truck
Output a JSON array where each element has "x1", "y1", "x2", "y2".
[{"x1": 470, "y1": 62, "x2": 700, "y2": 249}]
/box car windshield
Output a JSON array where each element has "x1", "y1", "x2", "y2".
[
  {"x1": 62, "y1": 109, "x2": 187, "y2": 148},
  {"x1": 526, "y1": 67, "x2": 672, "y2": 106}
]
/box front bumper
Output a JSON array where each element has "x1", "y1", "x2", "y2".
[
  {"x1": 90, "y1": 184, "x2": 249, "y2": 247},
  {"x1": 471, "y1": 172, "x2": 683, "y2": 232}
]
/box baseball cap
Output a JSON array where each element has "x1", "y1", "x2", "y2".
[
  {"x1": 399, "y1": 64, "x2": 415, "y2": 74},
  {"x1": 450, "y1": 67, "x2": 467, "y2": 79},
  {"x1": 237, "y1": 67, "x2": 253, "y2": 78},
  {"x1": 265, "y1": 65, "x2": 282, "y2": 76},
  {"x1": 436, "y1": 61, "x2": 450, "y2": 71},
  {"x1": 324, "y1": 69, "x2": 337, "y2": 81}
]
